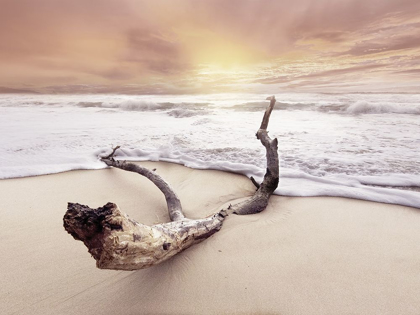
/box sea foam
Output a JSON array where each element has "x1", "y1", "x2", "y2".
[{"x1": 1, "y1": 93, "x2": 419, "y2": 209}]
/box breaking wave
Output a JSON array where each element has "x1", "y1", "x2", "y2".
[
  {"x1": 232, "y1": 100, "x2": 420, "y2": 115},
  {"x1": 78, "y1": 100, "x2": 175, "y2": 111},
  {"x1": 167, "y1": 108, "x2": 210, "y2": 118},
  {"x1": 344, "y1": 100, "x2": 420, "y2": 115},
  {"x1": 76, "y1": 100, "x2": 214, "y2": 117}
]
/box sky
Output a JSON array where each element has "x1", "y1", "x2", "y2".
[{"x1": 1, "y1": 0, "x2": 420, "y2": 94}]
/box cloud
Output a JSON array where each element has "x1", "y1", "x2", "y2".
[
  {"x1": 284, "y1": 80, "x2": 367, "y2": 90},
  {"x1": 1, "y1": 0, "x2": 420, "y2": 92},
  {"x1": 254, "y1": 63, "x2": 386, "y2": 84},
  {"x1": 0, "y1": 0, "x2": 130, "y2": 58},
  {"x1": 122, "y1": 29, "x2": 189, "y2": 74},
  {"x1": 345, "y1": 35, "x2": 420, "y2": 56},
  {"x1": 98, "y1": 68, "x2": 138, "y2": 81},
  {"x1": 299, "y1": 64, "x2": 386, "y2": 79},
  {"x1": 393, "y1": 69, "x2": 420, "y2": 75},
  {"x1": 305, "y1": 31, "x2": 349, "y2": 43},
  {"x1": 254, "y1": 76, "x2": 291, "y2": 84},
  {"x1": 0, "y1": 86, "x2": 38, "y2": 94}
]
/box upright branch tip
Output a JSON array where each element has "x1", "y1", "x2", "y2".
[
  {"x1": 260, "y1": 96, "x2": 277, "y2": 131},
  {"x1": 230, "y1": 95, "x2": 279, "y2": 215}
]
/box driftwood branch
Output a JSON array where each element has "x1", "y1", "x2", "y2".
[
  {"x1": 63, "y1": 96, "x2": 278, "y2": 270},
  {"x1": 102, "y1": 158, "x2": 185, "y2": 221},
  {"x1": 229, "y1": 96, "x2": 279, "y2": 215},
  {"x1": 250, "y1": 176, "x2": 260, "y2": 189}
]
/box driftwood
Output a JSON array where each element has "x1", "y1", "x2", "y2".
[
  {"x1": 63, "y1": 96, "x2": 279, "y2": 270},
  {"x1": 230, "y1": 96, "x2": 279, "y2": 215}
]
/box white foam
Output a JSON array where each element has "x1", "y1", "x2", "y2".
[{"x1": 1, "y1": 93, "x2": 419, "y2": 209}]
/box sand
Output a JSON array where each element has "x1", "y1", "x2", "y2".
[{"x1": 1, "y1": 161, "x2": 420, "y2": 314}]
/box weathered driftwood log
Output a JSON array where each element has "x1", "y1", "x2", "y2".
[
  {"x1": 64, "y1": 202, "x2": 226, "y2": 270},
  {"x1": 63, "y1": 96, "x2": 279, "y2": 270}
]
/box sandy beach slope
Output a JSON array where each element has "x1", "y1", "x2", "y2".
[{"x1": 1, "y1": 162, "x2": 420, "y2": 314}]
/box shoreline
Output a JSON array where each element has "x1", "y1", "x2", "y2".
[
  {"x1": 2, "y1": 159, "x2": 419, "y2": 210},
  {"x1": 1, "y1": 162, "x2": 420, "y2": 314}
]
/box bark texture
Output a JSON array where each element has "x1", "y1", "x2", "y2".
[
  {"x1": 64, "y1": 202, "x2": 225, "y2": 270},
  {"x1": 100, "y1": 160, "x2": 185, "y2": 221},
  {"x1": 229, "y1": 96, "x2": 279, "y2": 215},
  {"x1": 63, "y1": 96, "x2": 278, "y2": 270}
]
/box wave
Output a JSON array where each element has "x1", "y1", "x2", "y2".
[
  {"x1": 167, "y1": 108, "x2": 210, "y2": 118},
  {"x1": 4, "y1": 94, "x2": 418, "y2": 117},
  {"x1": 77, "y1": 102, "x2": 103, "y2": 108},
  {"x1": 232, "y1": 101, "x2": 316, "y2": 112},
  {"x1": 231, "y1": 100, "x2": 420, "y2": 115},
  {"x1": 344, "y1": 100, "x2": 420, "y2": 115},
  {"x1": 78, "y1": 100, "x2": 175, "y2": 111},
  {"x1": 76, "y1": 100, "x2": 214, "y2": 118}
]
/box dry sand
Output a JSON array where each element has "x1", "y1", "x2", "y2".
[{"x1": 1, "y1": 162, "x2": 420, "y2": 314}]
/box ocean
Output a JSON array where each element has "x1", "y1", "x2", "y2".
[{"x1": 1, "y1": 92, "x2": 419, "y2": 208}]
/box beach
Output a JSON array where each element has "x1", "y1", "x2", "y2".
[
  {"x1": 2, "y1": 0, "x2": 420, "y2": 313},
  {"x1": 1, "y1": 161, "x2": 420, "y2": 315}
]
